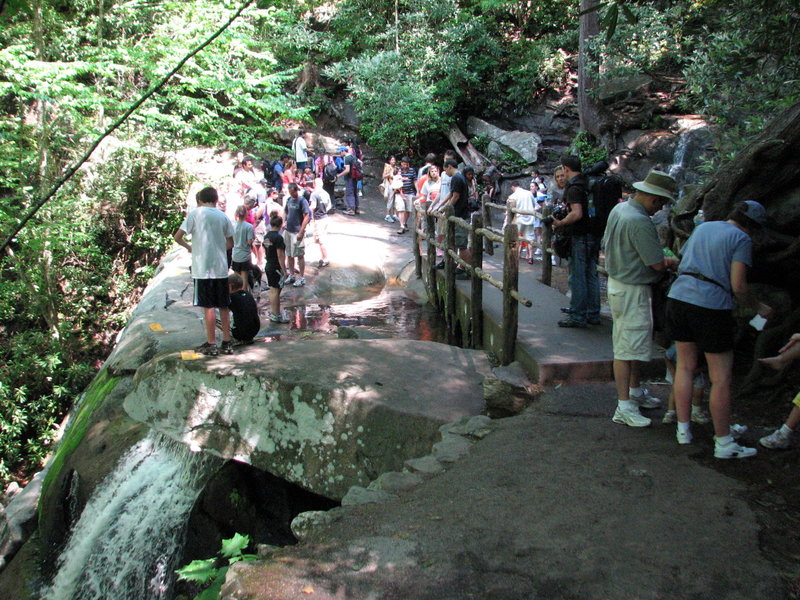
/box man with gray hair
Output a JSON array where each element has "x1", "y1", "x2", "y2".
[{"x1": 603, "y1": 170, "x2": 679, "y2": 427}]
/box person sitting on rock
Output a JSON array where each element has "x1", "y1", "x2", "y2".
[
  {"x1": 227, "y1": 273, "x2": 260, "y2": 345},
  {"x1": 759, "y1": 333, "x2": 800, "y2": 449}
]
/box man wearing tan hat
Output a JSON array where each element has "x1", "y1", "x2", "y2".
[{"x1": 603, "y1": 170, "x2": 679, "y2": 427}]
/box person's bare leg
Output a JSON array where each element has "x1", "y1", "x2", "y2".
[
  {"x1": 786, "y1": 406, "x2": 800, "y2": 430},
  {"x1": 269, "y1": 287, "x2": 280, "y2": 316},
  {"x1": 628, "y1": 360, "x2": 642, "y2": 390},
  {"x1": 219, "y1": 307, "x2": 231, "y2": 343},
  {"x1": 665, "y1": 358, "x2": 677, "y2": 412},
  {"x1": 286, "y1": 256, "x2": 296, "y2": 277},
  {"x1": 705, "y1": 350, "x2": 734, "y2": 438},
  {"x1": 238, "y1": 269, "x2": 249, "y2": 293},
  {"x1": 613, "y1": 359, "x2": 632, "y2": 402},
  {"x1": 674, "y1": 342, "x2": 699, "y2": 424},
  {"x1": 297, "y1": 256, "x2": 305, "y2": 278},
  {"x1": 204, "y1": 307, "x2": 217, "y2": 344}
]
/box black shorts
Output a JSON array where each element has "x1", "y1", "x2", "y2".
[
  {"x1": 665, "y1": 298, "x2": 735, "y2": 354},
  {"x1": 265, "y1": 266, "x2": 282, "y2": 289},
  {"x1": 231, "y1": 259, "x2": 252, "y2": 273},
  {"x1": 193, "y1": 278, "x2": 231, "y2": 308}
]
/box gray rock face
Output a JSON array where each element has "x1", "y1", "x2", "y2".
[
  {"x1": 466, "y1": 117, "x2": 542, "y2": 164},
  {"x1": 0, "y1": 468, "x2": 48, "y2": 572},
  {"x1": 123, "y1": 339, "x2": 488, "y2": 500}
]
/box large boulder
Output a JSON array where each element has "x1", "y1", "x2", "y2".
[
  {"x1": 466, "y1": 117, "x2": 541, "y2": 164},
  {"x1": 123, "y1": 339, "x2": 489, "y2": 500}
]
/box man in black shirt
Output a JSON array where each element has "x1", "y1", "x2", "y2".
[
  {"x1": 552, "y1": 154, "x2": 600, "y2": 328},
  {"x1": 443, "y1": 159, "x2": 471, "y2": 280}
]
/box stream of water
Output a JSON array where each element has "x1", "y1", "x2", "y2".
[{"x1": 41, "y1": 433, "x2": 218, "y2": 600}]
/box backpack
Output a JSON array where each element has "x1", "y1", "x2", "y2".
[
  {"x1": 323, "y1": 161, "x2": 338, "y2": 183},
  {"x1": 587, "y1": 173, "x2": 623, "y2": 237},
  {"x1": 261, "y1": 159, "x2": 276, "y2": 184},
  {"x1": 349, "y1": 156, "x2": 364, "y2": 181}
]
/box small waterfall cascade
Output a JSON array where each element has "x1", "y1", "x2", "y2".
[
  {"x1": 668, "y1": 130, "x2": 691, "y2": 183},
  {"x1": 41, "y1": 432, "x2": 218, "y2": 600}
]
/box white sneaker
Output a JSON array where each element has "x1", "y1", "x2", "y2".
[
  {"x1": 714, "y1": 440, "x2": 757, "y2": 459},
  {"x1": 284, "y1": 274, "x2": 295, "y2": 284},
  {"x1": 631, "y1": 388, "x2": 661, "y2": 409},
  {"x1": 759, "y1": 428, "x2": 792, "y2": 450},
  {"x1": 384, "y1": 215, "x2": 393, "y2": 223},
  {"x1": 612, "y1": 406, "x2": 652, "y2": 428},
  {"x1": 676, "y1": 429, "x2": 692, "y2": 445},
  {"x1": 292, "y1": 276, "x2": 306, "y2": 287},
  {"x1": 730, "y1": 424, "x2": 748, "y2": 439},
  {"x1": 691, "y1": 408, "x2": 711, "y2": 425},
  {"x1": 662, "y1": 410, "x2": 677, "y2": 424}
]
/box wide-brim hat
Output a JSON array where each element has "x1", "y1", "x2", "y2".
[{"x1": 632, "y1": 170, "x2": 677, "y2": 202}]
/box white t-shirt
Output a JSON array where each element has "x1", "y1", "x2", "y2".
[
  {"x1": 421, "y1": 180, "x2": 441, "y2": 203},
  {"x1": 179, "y1": 206, "x2": 234, "y2": 279},
  {"x1": 509, "y1": 188, "x2": 536, "y2": 226},
  {"x1": 293, "y1": 136, "x2": 309, "y2": 163}
]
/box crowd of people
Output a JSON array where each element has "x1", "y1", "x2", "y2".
[{"x1": 174, "y1": 134, "x2": 794, "y2": 459}]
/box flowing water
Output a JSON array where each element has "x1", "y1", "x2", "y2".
[{"x1": 41, "y1": 433, "x2": 218, "y2": 600}]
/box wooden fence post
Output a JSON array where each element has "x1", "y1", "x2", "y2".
[
  {"x1": 541, "y1": 204, "x2": 553, "y2": 287},
  {"x1": 470, "y1": 213, "x2": 484, "y2": 349},
  {"x1": 444, "y1": 206, "x2": 456, "y2": 338},
  {"x1": 481, "y1": 195, "x2": 493, "y2": 256},
  {"x1": 501, "y1": 224, "x2": 520, "y2": 365},
  {"x1": 426, "y1": 211, "x2": 439, "y2": 310}
]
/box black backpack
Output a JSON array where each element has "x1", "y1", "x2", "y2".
[
  {"x1": 587, "y1": 172, "x2": 623, "y2": 237},
  {"x1": 261, "y1": 159, "x2": 277, "y2": 184},
  {"x1": 323, "y1": 161, "x2": 338, "y2": 183}
]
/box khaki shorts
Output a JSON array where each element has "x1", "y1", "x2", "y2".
[
  {"x1": 282, "y1": 229, "x2": 305, "y2": 258},
  {"x1": 312, "y1": 218, "x2": 328, "y2": 240},
  {"x1": 395, "y1": 193, "x2": 414, "y2": 213},
  {"x1": 607, "y1": 277, "x2": 652, "y2": 361}
]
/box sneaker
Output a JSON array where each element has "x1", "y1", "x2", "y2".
[
  {"x1": 384, "y1": 215, "x2": 393, "y2": 223},
  {"x1": 662, "y1": 410, "x2": 677, "y2": 424},
  {"x1": 292, "y1": 276, "x2": 306, "y2": 287},
  {"x1": 691, "y1": 408, "x2": 711, "y2": 425},
  {"x1": 557, "y1": 318, "x2": 587, "y2": 329},
  {"x1": 714, "y1": 440, "x2": 757, "y2": 459},
  {"x1": 220, "y1": 341, "x2": 234, "y2": 355},
  {"x1": 534, "y1": 248, "x2": 543, "y2": 256},
  {"x1": 612, "y1": 406, "x2": 652, "y2": 428},
  {"x1": 560, "y1": 307, "x2": 573, "y2": 314},
  {"x1": 676, "y1": 429, "x2": 692, "y2": 444},
  {"x1": 730, "y1": 424, "x2": 748, "y2": 439},
  {"x1": 284, "y1": 274, "x2": 296, "y2": 284},
  {"x1": 390, "y1": 215, "x2": 398, "y2": 222},
  {"x1": 318, "y1": 260, "x2": 329, "y2": 268},
  {"x1": 435, "y1": 261, "x2": 445, "y2": 270},
  {"x1": 197, "y1": 342, "x2": 218, "y2": 356},
  {"x1": 631, "y1": 388, "x2": 661, "y2": 409},
  {"x1": 397, "y1": 227, "x2": 407, "y2": 234},
  {"x1": 269, "y1": 313, "x2": 291, "y2": 324},
  {"x1": 759, "y1": 428, "x2": 792, "y2": 450},
  {"x1": 344, "y1": 210, "x2": 355, "y2": 216}
]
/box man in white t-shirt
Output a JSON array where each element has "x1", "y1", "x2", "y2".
[
  {"x1": 174, "y1": 187, "x2": 235, "y2": 356},
  {"x1": 293, "y1": 130, "x2": 314, "y2": 172}
]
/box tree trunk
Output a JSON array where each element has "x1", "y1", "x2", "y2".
[
  {"x1": 578, "y1": 0, "x2": 602, "y2": 139},
  {"x1": 446, "y1": 125, "x2": 490, "y2": 169}
]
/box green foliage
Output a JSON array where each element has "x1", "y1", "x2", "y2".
[
  {"x1": 176, "y1": 533, "x2": 258, "y2": 600},
  {"x1": 570, "y1": 131, "x2": 606, "y2": 168}
]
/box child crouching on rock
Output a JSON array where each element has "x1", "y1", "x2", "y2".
[
  {"x1": 264, "y1": 212, "x2": 290, "y2": 324},
  {"x1": 227, "y1": 273, "x2": 260, "y2": 345}
]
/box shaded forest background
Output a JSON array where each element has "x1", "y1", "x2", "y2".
[{"x1": 1, "y1": 0, "x2": 799, "y2": 487}]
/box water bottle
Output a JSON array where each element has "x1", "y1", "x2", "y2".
[{"x1": 693, "y1": 210, "x2": 704, "y2": 227}]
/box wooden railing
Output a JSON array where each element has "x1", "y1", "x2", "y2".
[{"x1": 412, "y1": 203, "x2": 532, "y2": 365}]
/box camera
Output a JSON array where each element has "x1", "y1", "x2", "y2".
[{"x1": 541, "y1": 204, "x2": 568, "y2": 226}]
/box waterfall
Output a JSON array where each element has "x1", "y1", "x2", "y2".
[
  {"x1": 668, "y1": 130, "x2": 691, "y2": 183},
  {"x1": 42, "y1": 432, "x2": 218, "y2": 600}
]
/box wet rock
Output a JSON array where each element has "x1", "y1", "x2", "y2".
[
  {"x1": 123, "y1": 339, "x2": 487, "y2": 500},
  {"x1": 368, "y1": 471, "x2": 423, "y2": 493},
  {"x1": 466, "y1": 117, "x2": 541, "y2": 164},
  {"x1": 431, "y1": 435, "x2": 472, "y2": 463},
  {"x1": 341, "y1": 486, "x2": 393, "y2": 506},
  {"x1": 483, "y1": 374, "x2": 536, "y2": 417},
  {"x1": 404, "y1": 455, "x2": 445, "y2": 476},
  {"x1": 0, "y1": 468, "x2": 48, "y2": 573},
  {"x1": 441, "y1": 415, "x2": 494, "y2": 440},
  {"x1": 290, "y1": 509, "x2": 342, "y2": 541}
]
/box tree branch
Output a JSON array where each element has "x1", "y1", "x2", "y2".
[{"x1": 0, "y1": 0, "x2": 255, "y2": 258}]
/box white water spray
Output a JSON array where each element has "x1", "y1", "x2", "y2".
[{"x1": 42, "y1": 432, "x2": 217, "y2": 600}]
